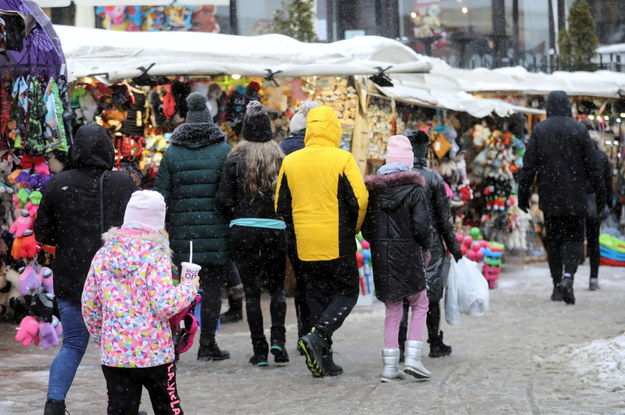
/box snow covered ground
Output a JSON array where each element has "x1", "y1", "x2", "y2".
[{"x1": 0, "y1": 260, "x2": 624, "y2": 414}]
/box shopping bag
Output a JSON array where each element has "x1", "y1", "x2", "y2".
[
  {"x1": 445, "y1": 257, "x2": 489, "y2": 325},
  {"x1": 445, "y1": 259, "x2": 462, "y2": 325}
]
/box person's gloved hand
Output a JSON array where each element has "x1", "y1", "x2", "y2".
[
  {"x1": 15, "y1": 315, "x2": 40, "y2": 347},
  {"x1": 452, "y1": 249, "x2": 463, "y2": 263},
  {"x1": 517, "y1": 197, "x2": 530, "y2": 213}
]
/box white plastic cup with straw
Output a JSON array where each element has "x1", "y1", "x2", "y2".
[{"x1": 181, "y1": 241, "x2": 201, "y2": 281}]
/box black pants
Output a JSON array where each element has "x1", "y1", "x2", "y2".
[
  {"x1": 102, "y1": 363, "x2": 183, "y2": 415},
  {"x1": 544, "y1": 215, "x2": 585, "y2": 284},
  {"x1": 287, "y1": 236, "x2": 311, "y2": 338},
  {"x1": 231, "y1": 226, "x2": 287, "y2": 344},
  {"x1": 199, "y1": 264, "x2": 227, "y2": 346},
  {"x1": 301, "y1": 255, "x2": 359, "y2": 340},
  {"x1": 585, "y1": 216, "x2": 601, "y2": 280}
]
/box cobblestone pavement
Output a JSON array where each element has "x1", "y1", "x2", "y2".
[{"x1": 1, "y1": 261, "x2": 624, "y2": 415}]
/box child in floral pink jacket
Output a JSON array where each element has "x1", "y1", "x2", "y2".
[{"x1": 82, "y1": 190, "x2": 199, "y2": 415}]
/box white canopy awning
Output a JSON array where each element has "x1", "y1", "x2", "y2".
[
  {"x1": 54, "y1": 25, "x2": 432, "y2": 81},
  {"x1": 54, "y1": 25, "x2": 556, "y2": 117}
]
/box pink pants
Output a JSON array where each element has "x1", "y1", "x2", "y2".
[{"x1": 384, "y1": 290, "x2": 429, "y2": 349}]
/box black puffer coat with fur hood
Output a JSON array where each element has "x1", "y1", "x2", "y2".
[{"x1": 362, "y1": 169, "x2": 431, "y2": 302}]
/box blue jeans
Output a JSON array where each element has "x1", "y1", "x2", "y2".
[{"x1": 47, "y1": 299, "x2": 90, "y2": 401}]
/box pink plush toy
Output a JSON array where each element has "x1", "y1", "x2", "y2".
[
  {"x1": 18, "y1": 264, "x2": 42, "y2": 296},
  {"x1": 9, "y1": 209, "x2": 35, "y2": 238},
  {"x1": 15, "y1": 315, "x2": 41, "y2": 347},
  {"x1": 39, "y1": 267, "x2": 54, "y2": 295}
]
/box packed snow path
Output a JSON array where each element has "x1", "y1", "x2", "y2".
[{"x1": 1, "y1": 261, "x2": 623, "y2": 414}]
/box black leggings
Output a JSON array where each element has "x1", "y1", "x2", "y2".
[
  {"x1": 287, "y1": 236, "x2": 311, "y2": 338},
  {"x1": 586, "y1": 217, "x2": 601, "y2": 280},
  {"x1": 231, "y1": 226, "x2": 287, "y2": 344},
  {"x1": 102, "y1": 363, "x2": 183, "y2": 415}
]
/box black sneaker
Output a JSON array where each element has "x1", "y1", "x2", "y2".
[
  {"x1": 270, "y1": 341, "x2": 290, "y2": 364},
  {"x1": 249, "y1": 353, "x2": 268, "y2": 366},
  {"x1": 559, "y1": 276, "x2": 575, "y2": 305},
  {"x1": 297, "y1": 328, "x2": 326, "y2": 378},
  {"x1": 44, "y1": 399, "x2": 66, "y2": 415},
  {"x1": 428, "y1": 331, "x2": 452, "y2": 358},
  {"x1": 197, "y1": 342, "x2": 230, "y2": 361}
]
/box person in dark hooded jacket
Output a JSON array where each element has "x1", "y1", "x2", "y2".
[
  {"x1": 518, "y1": 90, "x2": 605, "y2": 305},
  {"x1": 35, "y1": 123, "x2": 136, "y2": 415},
  {"x1": 397, "y1": 129, "x2": 463, "y2": 360},
  {"x1": 362, "y1": 135, "x2": 432, "y2": 382},
  {"x1": 153, "y1": 91, "x2": 232, "y2": 362},
  {"x1": 582, "y1": 123, "x2": 613, "y2": 291}
]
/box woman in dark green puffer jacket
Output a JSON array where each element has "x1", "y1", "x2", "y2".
[{"x1": 154, "y1": 92, "x2": 232, "y2": 361}]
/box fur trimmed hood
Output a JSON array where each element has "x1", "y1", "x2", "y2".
[
  {"x1": 365, "y1": 170, "x2": 425, "y2": 212},
  {"x1": 169, "y1": 123, "x2": 226, "y2": 148},
  {"x1": 364, "y1": 170, "x2": 425, "y2": 190}
]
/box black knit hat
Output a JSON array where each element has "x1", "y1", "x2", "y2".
[
  {"x1": 407, "y1": 130, "x2": 430, "y2": 158},
  {"x1": 241, "y1": 100, "x2": 273, "y2": 142},
  {"x1": 186, "y1": 92, "x2": 212, "y2": 124}
]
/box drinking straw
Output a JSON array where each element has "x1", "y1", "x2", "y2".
[{"x1": 189, "y1": 241, "x2": 193, "y2": 263}]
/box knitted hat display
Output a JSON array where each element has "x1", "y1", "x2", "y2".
[
  {"x1": 407, "y1": 129, "x2": 430, "y2": 158},
  {"x1": 289, "y1": 100, "x2": 320, "y2": 134},
  {"x1": 386, "y1": 135, "x2": 414, "y2": 168},
  {"x1": 241, "y1": 100, "x2": 273, "y2": 142},
  {"x1": 123, "y1": 190, "x2": 167, "y2": 231},
  {"x1": 186, "y1": 92, "x2": 211, "y2": 124}
]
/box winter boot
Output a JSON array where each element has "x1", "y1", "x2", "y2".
[
  {"x1": 321, "y1": 347, "x2": 343, "y2": 377},
  {"x1": 428, "y1": 331, "x2": 452, "y2": 358},
  {"x1": 249, "y1": 337, "x2": 269, "y2": 366},
  {"x1": 197, "y1": 341, "x2": 230, "y2": 361},
  {"x1": 220, "y1": 287, "x2": 243, "y2": 324},
  {"x1": 297, "y1": 328, "x2": 327, "y2": 378},
  {"x1": 589, "y1": 278, "x2": 599, "y2": 291},
  {"x1": 558, "y1": 275, "x2": 575, "y2": 305},
  {"x1": 550, "y1": 274, "x2": 563, "y2": 301},
  {"x1": 270, "y1": 326, "x2": 289, "y2": 364},
  {"x1": 403, "y1": 340, "x2": 431, "y2": 379},
  {"x1": 381, "y1": 348, "x2": 405, "y2": 382},
  {"x1": 44, "y1": 398, "x2": 66, "y2": 415}
]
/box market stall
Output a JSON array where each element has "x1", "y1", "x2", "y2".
[{"x1": 1, "y1": 0, "x2": 69, "y2": 343}]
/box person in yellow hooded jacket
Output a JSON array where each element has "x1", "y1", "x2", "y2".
[{"x1": 275, "y1": 105, "x2": 368, "y2": 378}]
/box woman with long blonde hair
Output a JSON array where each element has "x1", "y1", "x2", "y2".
[{"x1": 216, "y1": 100, "x2": 288, "y2": 366}]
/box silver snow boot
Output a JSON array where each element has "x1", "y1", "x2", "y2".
[
  {"x1": 381, "y1": 348, "x2": 405, "y2": 382},
  {"x1": 403, "y1": 340, "x2": 431, "y2": 379}
]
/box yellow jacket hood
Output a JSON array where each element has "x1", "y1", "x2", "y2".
[{"x1": 304, "y1": 106, "x2": 342, "y2": 148}]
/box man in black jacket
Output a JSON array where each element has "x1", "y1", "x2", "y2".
[
  {"x1": 35, "y1": 124, "x2": 136, "y2": 414},
  {"x1": 518, "y1": 91, "x2": 605, "y2": 305}
]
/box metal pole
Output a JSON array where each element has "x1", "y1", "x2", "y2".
[
  {"x1": 229, "y1": 0, "x2": 238, "y2": 35},
  {"x1": 512, "y1": 0, "x2": 519, "y2": 65}
]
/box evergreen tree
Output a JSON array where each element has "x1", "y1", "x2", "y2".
[
  {"x1": 558, "y1": 0, "x2": 598, "y2": 71},
  {"x1": 273, "y1": 0, "x2": 317, "y2": 42}
]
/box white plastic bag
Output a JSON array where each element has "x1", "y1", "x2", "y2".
[{"x1": 445, "y1": 257, "x2": 489, "y2": 325}]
